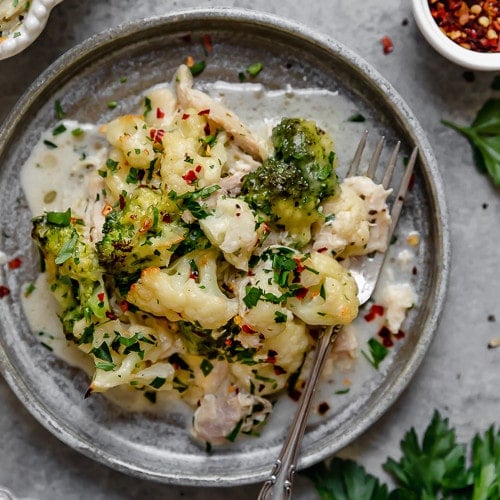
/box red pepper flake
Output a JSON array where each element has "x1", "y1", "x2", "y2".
[
  {"x1": 295, "y1": 287, "x2": 309, "y2": 300},
  {"x1": 162, "y1": 213, "x2": 171, "y2": 223},
  {"x1": 118, "y1": 194, "x2": 125, "y2": 210},
  {"x1": 265, "y1": 349, "x2": 278, "y2": 364},
  {"x1": 294, "y1": 258, "x2": 305, "y2": 273},
  {"x1": 318, "y1": 401, "x2": 330, "y2": 415},
  {"x1": 149, "y1": 128, "x2": 165, "y2": 143},
  {"x1": 274, "y1": 365, "x2": 286, "y2": 375},
  {"x1": 8, "y1": 257, "x2": 22, "y2": 270},
  {"x1": 288, "y1": 388, "x2": 302, "y2": 402},
  {"x1": 224, "y1": 338, "x2": 233, "y2": 346},
  {"x1": 0, "y1": 285, "x2": 10, "y2": 298},
  {"x1": 394, "y1": 330, "x2": 406, "y2": 340},
  {"x1": 182, "y1": 113, "x2": 190, "y2": 120},
  {"x1": 97, "y1": 292, "x2": 105, "y2": 302},
  {"x1": 182, "y1": 170, "x2": 198, "y2": 184},
  {"x1": 119, "y1": 301, "x2": 129, "y2": 312},
  {"x1": 364, "y1": 303, "x2": 385, "y2": 322},
  {"x1": 241, "y1": 324, "x2": 255, "y2": 334},
  {"x1": 316, "y1": 247, "x2": 328, "y2": 253},
  {"x1": 105, "y1": 311, "x2": 117, "y2": 320},
  {"x1": 195, "y1": 164, "x2": 202, "y2": 173},
  {"x1": 198, "y1": 108, "x2": 210, "y2": 116},
  {"x1": 202, "y1": 33, "x2": 213, "y2": 53},
  {"x1": 189, "y1": 269, "x2": 199, "y2": 280},
  {"x1": 378, "y1": 325, "x2": 394, "y2": 347},
  {"x1": 156, "y1": 107, "x2": 165, "y2": 119},
  {"x1": 381, "y1": 35, "x2": 394, "y2": 54}
]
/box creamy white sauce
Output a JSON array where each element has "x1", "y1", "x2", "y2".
[{"x1": 20, "y1": 83, "x2": 418, "y2": 424}]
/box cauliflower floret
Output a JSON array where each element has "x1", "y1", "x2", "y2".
[
  {"x1": 343, "y1": 176, "x2": 392, "y2": 253},
  {"x1": 142, "y1": 85, "x2": 178, "y2": 128},
  {"x1": 287, "y1": 251, "x2": 359, "y2": 326},
  {"x1": 126, "y1": 249, "x2": 238, "y2": 330},
  {"x1": 237, "y1": 251, "x2": 294, "y2": 338},
  {"x1": 231, "y1": 318, "x2": 311, "y2": 396},
  {"x1": 105, "y1": 115, "x2": 157, "y2": 169},
  {"x1": 199, "y1": 197, "x2": 259, "y2": 270},
  {"x1": 75, "y1": 319, "x2": 176, "y2": 392},
  {"x1": 160, "y1": 110, "x2": 227, "y2": 196},
  {"x1": 313, "y1": 176, "x2": 391, "y2": 257}
]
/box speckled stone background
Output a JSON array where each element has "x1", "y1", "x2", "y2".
[{"x1": 0, "y1": 0, "x2": 499, "y2": 499}]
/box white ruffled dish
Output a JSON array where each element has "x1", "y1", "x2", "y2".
[{"x1": 0, "y1": 0, "x2": 63, "y2": 60}]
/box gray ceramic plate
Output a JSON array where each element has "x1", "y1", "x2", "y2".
[{"x1": 0, "y1": 8, "x2": 449, "y2": 486}]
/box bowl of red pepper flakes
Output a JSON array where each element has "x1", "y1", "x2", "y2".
[{"x1": 412, "y1": 0, "x2": 500, "y2": 70}]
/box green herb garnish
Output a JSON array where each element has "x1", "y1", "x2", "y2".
[
  {"x1": 443, "y1": 98, "x2": 500, "y2": 185},
  {"x1": 247, "y1": 62, "x2": 264, "y2": 77},
  {"x1": 361, "y1": 337, "x2": 389, "y2": 369}
]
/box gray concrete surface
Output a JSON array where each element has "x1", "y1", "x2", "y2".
[{"x1": 1, "y1": 0, "x2": 499, "y2": 498}]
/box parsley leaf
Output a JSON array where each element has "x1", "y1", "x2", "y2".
[
  {"x1": 442, "y1": 99, "x2": 500, "y2": 185},
  {"x1": 384, "y1": 411, "x2": 470, "y2": 497},
  {"x1": 304, "y1": 411, "x2": 500, "y2": 500},
  {"x1": 304, "y1": 458, "x2": 389, "y2": 499},
  {"x1": 361, "y1": 337, "x2": 389, "y2": 369}
]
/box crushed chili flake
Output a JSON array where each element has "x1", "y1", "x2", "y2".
[
  {"x1": 182, "y1": 170, "x2": 198, "y2": 184},
  {"x1": 295, "y1": 287, "x2": 309, "y2": 300},
  {"x1": 105, "y1": 311, "x2": 117, "y2": 320},
  {"x1": 198, "y1": 108, "x2": 210, "y2": 116},
  {"x1": 119, "y1": 300, "x2": 129, "y2": 312},
  {"x1": 182, "y1": 113, "x2": 190, "y2": 120},
  {"x1": 202, "y1": 33, "x2": 213, "y2": 53},
  {"x1": 195, "y1": 164, "x2": 202, "y2": 173},
  {"x1": 381, "y1": 35, "x2": 394, "y2": 54},
  {"x1": 8, "y1": 257, "x2": 22, "y2": 270},
  {"x1": 429, "y1": 0, "x2": 500, "y2": 52},
  {"x1": 294, "y1": 257, "x2": 305, "y2": 273},
  {"x1": 224, "y1": 338, "x2": 233, "y2": 346},
  {"x1": 364, "y1": 303, "x2": 385, "y2": 322},
  {"x1": 242, "y1": 324, "x2": 255, "y2": 334},
  {"x1": 97, "y1": 292, "x2": 105, "y2": 302},
  {"x1": 378, "y1": 325, "x2": 394, "y2": 347},
  {"x1": 156, "y1": 107, "x2": 165, "y2": 119},
  {"x1": 318, "y1": 401, "x2": 330, "y2": 415},
  {"x1": 149, "y1": 128, "x2": 165, "y2": 143},
  {"x1": 0, "y1": 285, "x2": 10, "y2": 298},
  {"x1": 274, "y1": 365, "x2": 286, "y2": 375}
]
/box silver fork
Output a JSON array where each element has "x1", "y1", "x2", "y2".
[{"x1": 257, "y1": 133, "x2": 419, "y2": 500}]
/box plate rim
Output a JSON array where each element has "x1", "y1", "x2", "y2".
[{"x1": 0, "y1": 7, "x2": 451, "y2": 486}]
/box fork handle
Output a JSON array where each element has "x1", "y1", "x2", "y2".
[{"x1": 257, "y1": 324, "x2": 341, "y2": 500}]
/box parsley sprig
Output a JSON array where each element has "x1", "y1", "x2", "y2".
[
  {"x1": 304, "y1": 411, "x2": 500, "y2": 499},
  {"x1": 443, "y1": 98, "x2": 500, "y2": 186}
]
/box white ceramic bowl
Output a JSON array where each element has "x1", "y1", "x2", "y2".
[
  {"x1": 0, "y1": 0, "x2": 63, "y2": 60},
  {"x1": 412, "y1": 0, "x2": 500, "y2": 71}
]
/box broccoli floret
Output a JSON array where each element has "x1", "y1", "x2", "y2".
[
  {"x1": 241, "y1": 118, "x2": 338, "y2": 245},
  {"x1": 96, "y1": 187, "x2": 187, "y2": 277},
  {"x1": 31, "y1": 209, "x2": 110, "y2": 335}
]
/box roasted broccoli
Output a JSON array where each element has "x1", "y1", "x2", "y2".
[
  {"x1": 241, "y1": 118, "x2": 338, "y2": 245},
  {"x1": 31, "y1": 209, "x2": 109, "y2": 335},
  {"x1": 96, "y1": 186, "x2": 187, "y2": 278}
]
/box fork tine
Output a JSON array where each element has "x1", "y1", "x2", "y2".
[
  {"x1": 366, "y1": 136, "x2": 385, "y2": 179},
  {"x1": 381, "y1": 140, "x2": 401, "y2": 188},
  {"x1": 347, "y1": 129, "x2": 368, "y2": 177},
  {"x1": 388, "y1": 146, "x2": 418, "y2": 235}
]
